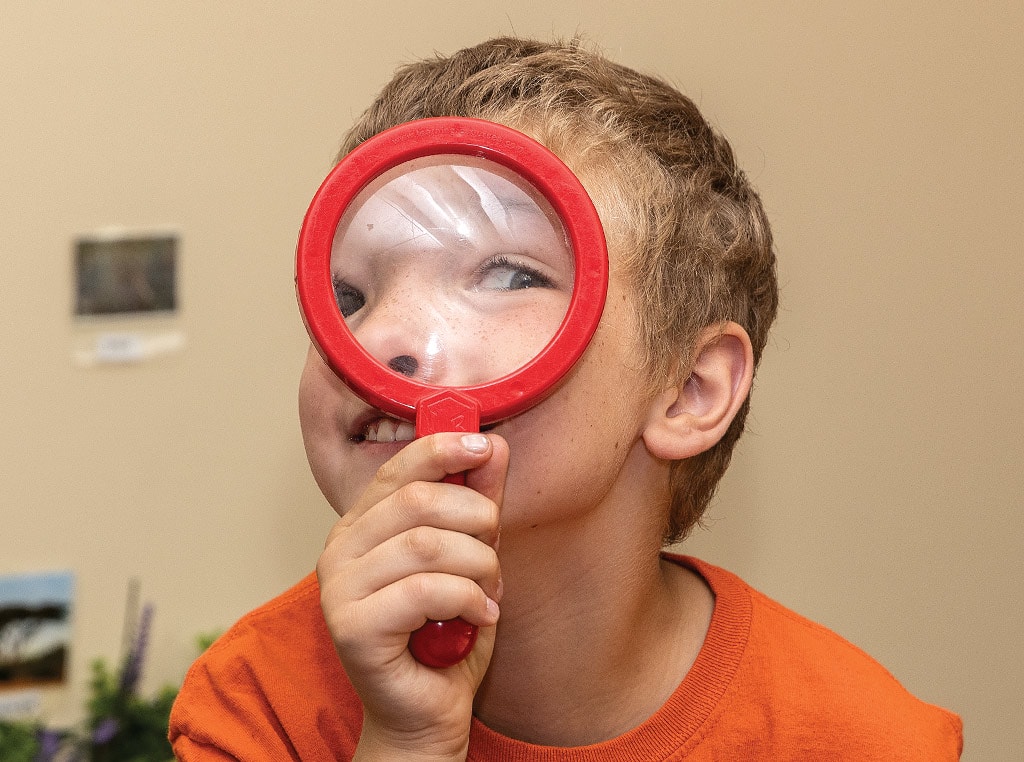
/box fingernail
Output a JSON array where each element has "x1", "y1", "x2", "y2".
[
  {"x1": 486, "y1": 597, "x2": 500, "y2": 620},
  {"x1": 461, "y1": 434, "x2": 490, "y2": 454}
]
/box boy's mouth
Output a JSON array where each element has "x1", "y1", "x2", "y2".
[
  {"x1": 350, "y1": 415, "x2": 415, "y2": 444},
  {"x1": 348, "y1": 411, "x2": 500, "y2": 444}
]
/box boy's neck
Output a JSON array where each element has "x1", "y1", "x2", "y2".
[{"x1": 473, "y1": 503, "x2": 713, "y2": 746}]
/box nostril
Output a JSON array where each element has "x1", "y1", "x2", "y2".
[{"x1": 388, "y1": 355, "x2": 418, "y2": 376}]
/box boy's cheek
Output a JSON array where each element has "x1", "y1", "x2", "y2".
[
  {"x1": 306, "y1": 449, "x2": 371, "y2": 519},
  {"x1": 297, "y1": 361, "x2": 356, "y2": 513}
]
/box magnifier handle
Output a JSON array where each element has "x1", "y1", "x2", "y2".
[
  {"x1": 407, "y1": 470, "x2": 481, "y2": 667},
  {"x1": 406, "y1": 392, "x2": 484, "y2": 667}
]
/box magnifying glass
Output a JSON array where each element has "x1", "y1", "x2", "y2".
[{"x1": 296, "y1": 117, "x2": 608, "y2": 668}]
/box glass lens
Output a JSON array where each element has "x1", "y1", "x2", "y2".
[{"x1": 331, "y1": 155, "x2": 574, "y2": 387}]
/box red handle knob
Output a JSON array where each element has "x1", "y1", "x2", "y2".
[{"x1": 408, "y1": 618, "x2": 479, "y2": 668}]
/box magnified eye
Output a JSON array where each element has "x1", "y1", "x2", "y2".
[
  {"x1": 477, "y1": 256, "x2": 555, "y2": 291},
  {"x1": 333, "y1": 276, "x2": 366, "y2": 317}
]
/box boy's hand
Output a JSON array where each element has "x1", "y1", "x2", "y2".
[{"x1": 317, "y1": 432, "x2": 507, "y2": 761}]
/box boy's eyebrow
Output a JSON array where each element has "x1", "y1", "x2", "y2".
[{"x1": 496, "y1": 198, "x2": 549, "y2": 215}]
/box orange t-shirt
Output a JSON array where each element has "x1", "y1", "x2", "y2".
[{"x1": 169, "y1": 556, "x2": 962, "y2": 760}]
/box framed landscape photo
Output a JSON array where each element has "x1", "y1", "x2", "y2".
[{"x1": 0, "y1": 571, "x2": 74, "y2": 690}]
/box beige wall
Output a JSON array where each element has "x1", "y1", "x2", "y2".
[{"x1": 1, "y1": 2, "x2": 1019, "y2": 757}]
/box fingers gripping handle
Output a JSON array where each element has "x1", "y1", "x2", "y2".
[{"x1": 409, "y1": 392, "x2": 482, "y2": 668}]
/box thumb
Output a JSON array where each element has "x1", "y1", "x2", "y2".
[{"x1": 460, "y1": 622, "x2": 497, "y2": 689}]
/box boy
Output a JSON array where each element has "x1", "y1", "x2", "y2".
[{"x1": 169, "y1": 37, "x2": 962, "y2": 759}]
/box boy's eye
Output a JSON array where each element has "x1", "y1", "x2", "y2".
[
  {"x1": 477, "y1": 256, "x2": 555, "y2": 291},
  {"x1": 333, "y1": 277, "x2": 365, "y2": 317}
]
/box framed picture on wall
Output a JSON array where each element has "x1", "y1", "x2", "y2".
[
  {"x1": 0, "y1": 571, "x2": 74, "y2": 691},
  {"x1": 74, "y1": 231, "x2": 177, "y2": 317}
]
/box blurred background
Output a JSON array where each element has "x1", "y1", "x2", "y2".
[{"x1": 1, "y1": 2, "x2": 1020, "y2": 757}]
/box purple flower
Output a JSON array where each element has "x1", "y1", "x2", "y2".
[
  {"x1": 34, "y1": 729, "x2": 62, "y2": 761},
  {"x1": 119, "y1": 602, "x2": 153, "y2": 695},
  {"x1": 92, "y1": 716, "x2": 119, "y2": 744}
]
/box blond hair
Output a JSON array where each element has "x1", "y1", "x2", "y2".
[{"x1": 338, "y1": 37, "x2": 779, "y2": 543}]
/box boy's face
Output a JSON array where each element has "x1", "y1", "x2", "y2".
[
  {"x1": 298, "y1": 161, "x2": 659, "y2": 531},
  {"x1": 329, "y1": 157, "x2": 574, "y2": 387}
]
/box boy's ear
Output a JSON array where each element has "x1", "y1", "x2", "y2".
[{"x1": 642, "y1": 322, "x2": 755, "y2": 461}]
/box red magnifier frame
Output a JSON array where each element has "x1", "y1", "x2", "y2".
[{"x1": 295, "y1": 117, "x2": 608, "y2": 667}]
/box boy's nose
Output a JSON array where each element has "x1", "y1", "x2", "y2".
[
  {"x1": 353, "y1": 303, "x2": 445, "y2": 383},
  {"x1": 388, "y1": 354, "x2": 419, "y2": 377},
  {"x1": 348, "y1": 278, "x2": 442, "y2": 382}
]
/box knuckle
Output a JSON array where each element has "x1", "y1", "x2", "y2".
[
  {"x1": 374, "y1": 455, "x2": 403, "y2": 486},
  {"x1": 481, "y1": 500, "x2": 500, "y2": 532},
  {"x1": 394, "y1": 481, "x2": 438, "y2": 522},
  {"x1": 403, "y1": 526, "x2": 447, "y2": 563},
  {"x1": 321, "y1": 520, "x2": 350, "y2": 551},
  {"x1": 426, "y1": 433, "x2": 448, "y2": 461},
  {"x1": 468, "y1": 498, "x2": 500, "y2": 544},
  {"x1": 483, "y1": 546, "x2": 501, "y2": 577},
  {"x1": 401, "y1": 480, "x2": 436, "y2": 508},
  {"x1": 403, "y1": 572, "x2": 437, "y2": 604}
]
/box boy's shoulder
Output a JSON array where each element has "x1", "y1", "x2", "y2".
[
  {"x1": 672, "y1": 554, "x2": 963, "y2": 759},
  {"x1": 179, "y1": 570, "x2": 346, "y2": 690},
  {"x1": 205, "y1": 572, "x2": 325, "y2": 651},
  {"x1": 168, "y1": 573, "x2": 363, "y2": 759}
]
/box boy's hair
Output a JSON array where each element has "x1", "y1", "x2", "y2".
[{"x1": 338, "y1": 37, "x2": 778, "y2": 543}]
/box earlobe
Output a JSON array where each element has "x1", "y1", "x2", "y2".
[{"x1": 642, "y1": 322, "x2": 754, "y2": 461}]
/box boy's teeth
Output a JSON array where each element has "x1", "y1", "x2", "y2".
[{"x1": 364, "y1": 418, "x2": 415, "y2": 443}]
